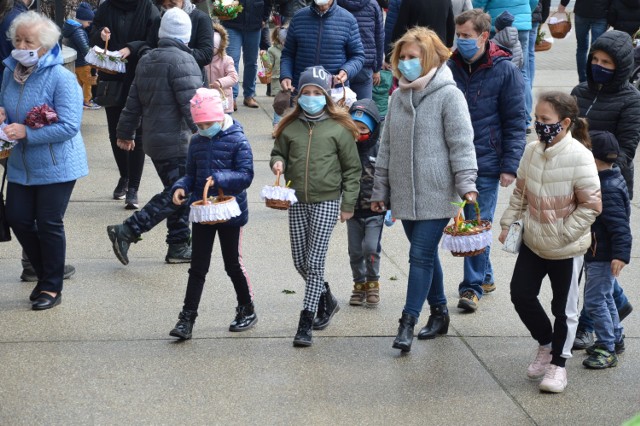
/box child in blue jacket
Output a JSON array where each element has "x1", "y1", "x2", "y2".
[{"x1": 169, "y1": 88, "x2": 255, "y2": 340}]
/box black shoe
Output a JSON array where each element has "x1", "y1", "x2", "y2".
[
  {"x1": 32, "y1": 292, "x2": 61, "y2": 310},
  {"x1": 293, "y1": 309, "x2": 315, "y2": 347},
  {"x1": 417, "y1": 305, "x2": 450, "y2": 340},
  {"x1": 125, "y1": 187, "x2": 139, "y2": 210},
  {"x1": 619, "y1": 303, "x2": 633, "y2": 322},
  {"x1": 29, "y1": 284, "x2": 42, "y2": 301},
  {"x1": 21, "y1": 264, "x2": 76, "y2": 282},
  {"x1": 313, "y1": 282, "x2": 339, "y2": 330},
  {"x1": 392, "y1": 312, "x2": 417, "y2": 352},
  {"x1": 169, "y1": 310, "x2": 198, "y2": 340},
  {"x1": 165, "y1": 242, "x2": 192, "y2": 264},
  {"x1": 229, "y1": 303, "x2": 258, "y2": 332},
  {"x1": 113, "y1": 177, "x2": 128, "y2": 200},
  {"x1": 573, "y1": 328, "x2": 594, "y2": 350},
  {"x1": 107, "y1": 224, "x2": 139, "y2": 265},
  {"x1": 266, "y1": 83, "x2": 272, "y2": 97}
]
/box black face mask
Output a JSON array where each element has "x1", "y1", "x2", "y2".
[{"x1": 534, "y1": 121, "x2": 563, "y2": 144}]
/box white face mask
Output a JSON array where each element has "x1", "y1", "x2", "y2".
[
  {"x1": 314, "y1": 0, "x2": 330, "y2": 6},
  {"x1": 11, "y1": 48, "x2": 40, "y2": 67}
]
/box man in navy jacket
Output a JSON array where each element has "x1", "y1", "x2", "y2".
[{"x1": 448, "y1": 9, "x2": 526, "y2": 312}]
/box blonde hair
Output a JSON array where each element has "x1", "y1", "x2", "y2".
[
  {"x1": 390, "y1": 27, "x2": 451, "y2": 80},
  {"x1": 270, "y1": 25, "x2": 287, "y2": 46}
]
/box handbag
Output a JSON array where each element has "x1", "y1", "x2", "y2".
[
  {"x1": 0, "y1": 168, "x2": 11, "y2": 242},
  {"x1": 94, "y1": 79, "x2": 125, "y2": 108},
  {"x1": 502, "y1": 155, "x2": 530, "y2": 254}
]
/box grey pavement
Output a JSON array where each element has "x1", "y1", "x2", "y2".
[{"x1": 1, "y1": 30, "x2": 640, "y2": 425}]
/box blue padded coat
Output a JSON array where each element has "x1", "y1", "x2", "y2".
[
  {"x1": 473, "y1": 0, "x2": 538, "y2": 31},
  {"x1": 172, "y1": 119, "x2": 254, "y2": 228},
  {"x1": 383, "y1": 0, "x2": 401, "y2": 57},
  {"x1": 338, "y1": 0, "x2": 384, "y2": 71},
  {"x1": 1, "y1": 44, "x2": 88, "y2": 186},
  {"x1": 280, "y1": 0, "x2": 365, "y2": 89},
  {"x1": 62, "y1": 19, "x2": 90, "y2": 67}
]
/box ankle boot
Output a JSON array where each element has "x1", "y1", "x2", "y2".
[
  {"x1": 293, "y1": 309, "x2": 315, "y2": 347},
  {"x1": 349, "y1": 282, "x2": 366, "y2": 306},
  {"x1": 169, "y1": 309, "x2": 198, "y2": 340},
  {"x1": 229, "y1": 302, "x2": 258, "y2": 332},
  {"x1": 313, "y1": 282, "x2": 340, "y2": 330},
  {"x1": 417, "y1": 305, "x2": 450, "y2": 340},
  {"x1": 365, "y1": 281, "x2": 380, "y2": 306},
  {"x1": 392, "y1": 312, "x2": 417, "y2": 352}
]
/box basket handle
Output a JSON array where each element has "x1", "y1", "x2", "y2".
[
  {"x1": 274, "y1": 170, "x2": 282, "y2": 187},
  {"x1": 202, "y1": 176, "x2": 214, "y2": 204},
  {"x1": 453, "y1": 200, "x2": 482, "y2": 226},
  {"x1": 550, "y1": 11, "x2": 571, "y2": 22}
]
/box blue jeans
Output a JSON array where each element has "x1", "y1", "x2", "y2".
[
  {"x1": 350, "y1": 67, "x2": 373, "y2": 101},
  {"x1": 527, "y1": 23, "x2": 539, "y2": 119},
  {"x1": 578, "y1": 278, "x2": 629, "y2": 332},
  {"x1": 459, "y1": 176, "x2": 499, "y2": 298},
  {"x1": 583, "y1": 262, "x2": 623, "y2": 352},
  {"x1": 401, "y1": 218, "x2": 449, "y2": 317},
  {"x1": 518, "y1": 30, "x2": 531, "y2": 127},
  {"x1": 575, "y1": 15, "x2": 608, "y2": 83},
  {"x1": 226, "y1": 27, "x2": 261, "y2": 100}
]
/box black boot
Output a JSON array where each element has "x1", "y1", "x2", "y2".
[
  {"x1": 266, "y1": 82, "x2": 272, "y2": 97},
  {"x1": 313, "y1": 282, "x2": 340, "y2": 330},
  {"x1": 169, "y1": 310, "x2": 198, "y2": 340},
  {"x1": 229, "y1": 302, "x2": 258, "y2": 332},
  {"x1": 293, "y1": 309, "x2": 315, "y2": 347},
  {"x1": 417, "y1": 305, "x2": 450, "y2": 340},
  {"x1": 392, "y1": 312, "x2": 417, "y2": 352}
]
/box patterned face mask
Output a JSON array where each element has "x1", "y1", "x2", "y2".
[{"x1": 534, "y1": 121, "x2": 563, "y2": 144}]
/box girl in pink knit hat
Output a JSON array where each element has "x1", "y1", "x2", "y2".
[{"x1": 168, "y1": 88, "x2": 256, "y2": 340}]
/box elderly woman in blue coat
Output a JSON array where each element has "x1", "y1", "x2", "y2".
[{"x1": 0, "y1": 12, "x2": 88, "y2": 310}]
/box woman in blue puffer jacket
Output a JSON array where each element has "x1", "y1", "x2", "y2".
[{"x1": 1, "y1": 12, "x2": 88, "y2": 311}]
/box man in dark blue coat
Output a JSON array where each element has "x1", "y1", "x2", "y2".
[
  {"x1": 280, "y1": 0, "x2": 365, "y2": 92},
  {"x1": 448, "y1": 9, "x2": 526, "y2": 312}
]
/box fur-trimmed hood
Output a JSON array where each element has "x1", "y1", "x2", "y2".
[{"x1": 212, "y1": 22, "x2": 228, "y2": 57}]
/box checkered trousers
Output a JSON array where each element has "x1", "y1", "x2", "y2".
[{"x1": 288, "y1": 200, "x2": 340, "y2": 312}]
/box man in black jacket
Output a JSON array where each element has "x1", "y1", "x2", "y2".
[
  {"x1": 389, "y1": 0, "x2": 454, "y2": 54},
  {"x1": 107, "y1": 8, "x2": 202, "y2": 266}
]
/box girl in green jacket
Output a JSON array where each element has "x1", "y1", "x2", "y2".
[{"x1": 270, "y1": 65, "x2": 362, "y2": 348}]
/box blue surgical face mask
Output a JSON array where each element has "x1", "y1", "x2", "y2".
[
  {"x1": 457, "y1": 37, "x2": 481, "y2": 60},
  {"x1": 591, "y1": 64, "x2": 615, "y2": 85},
  {"x1": 198, "y1": 122, "x2": 222, "y2": 138},
  {"x1": 397, "y1": 58, "x2": 422, "y2": 81},
  {"x1": 298, "y1": 94, "x2": 327, "y2": 115}
]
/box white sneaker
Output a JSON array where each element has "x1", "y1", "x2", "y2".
[
  {"x1": 539, "y1": 364, "x2": 567, "y2": 393},
  {"x1": 527, "y1": 345, "x2": 552, "y2": 380}
]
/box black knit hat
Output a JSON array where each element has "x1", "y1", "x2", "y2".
[
  {"x1": 495, "y1": 11, "x2": 514, "y2": 31},
  {"x1": 590, "y1": 130, "x2": 620, "y2": 163},
  {"x1": 76, "y1": 2, "x2": 94, "y2": 21}
]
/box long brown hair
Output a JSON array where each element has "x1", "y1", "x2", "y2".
[
  {"x1": 538, "y1": 91, "x2": 591, "y2": 149},
  {"x1": 273, "y1": 90, "x2": 359, "y2": 139}
]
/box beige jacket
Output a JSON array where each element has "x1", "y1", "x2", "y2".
[{"x1": 500, "y1": 133, "x2": 602, "y2": 260}]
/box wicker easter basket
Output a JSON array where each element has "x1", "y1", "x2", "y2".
[
  {"x1": 211, "y1": 0, "x2": 244, "y2": 20},
  {"x1": 85, "y1": 38, "x2": 126, "y2": 75},
  {"x1": 189, "y1": 177, "x2": 241, "y2": 225},
  {"x1": 0, "y1": 127, "x2": 17, "y2": 159},
  {"x1": 258, "y1": 56, "x2": 272, "y2": 84},
  {"x1": 441, "y1": 201, "x2": 493, "y2": 257},
  {"x1": 548, "y1": 12, "x2": 572, "y2": 39},
  {"x1": 0, "y1": 149, "x2": 11, "y2": 160},
  {"x1": 261, "y1": 171, "x2": 297, "y2": 210}
]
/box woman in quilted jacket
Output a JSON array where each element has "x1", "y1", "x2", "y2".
[
  {"x1": 499, "y1": 91, "x2": 601, "y2": 394},
  {"x1": 0, "y1": 12, "x2": 89, "y2": 310}
]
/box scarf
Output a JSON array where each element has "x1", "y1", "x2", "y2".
[
  {"x1": 398, "y1": 66, "x2": 437, "y2": 91},
  {"x1": 13, "y1": 63, "x2": 36, "y2": 85}
]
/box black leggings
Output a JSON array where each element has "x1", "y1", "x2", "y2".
[
  {"x1": 105, "y1": 106, "x2": 145, "y2": 190},
  {"x1": 183, "y1": 224, "x2": 253, "y2": 312}
]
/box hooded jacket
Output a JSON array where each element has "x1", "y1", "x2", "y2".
[
  {"x1": 608, "y1": 0, "x2": 640, "y2": 37},
  {"x1": 492, "y1": 27, "x2": 524, "y2": 69},
  {"x1": 0, "y1": 44, "x2": 88, "y2": 185},
  {"x1": 206, "y1": 24, "x2": 238, "y2": 114},
  {"x1": 337, "y1": 0, "x2": 384, "y2": 71},
  {"x1": 172, "y1": 116, "x2": 254, "y2": 228},
  {"x1": 62, "y1": 19, "x2": 91, "y2": 67},
  {"x1": 280, "y1": 0, "x2": 365, "y2": 89},
  {"x1": 571, "y1": 31, "x2": 640, "y2": 199},
  {"x1": 500, "y1": 134, "x2": 602, "y2": 260},
  {"x1": 349, "y1": 99, "x2": 384, "y2": 217},
  {"x1": 117, "y1": 38, "x2": 202, "y2": 161},
  {"x1": 448, "y1": 42, "x2": 526, "y2": 178}
]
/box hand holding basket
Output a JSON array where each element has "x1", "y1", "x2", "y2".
[
  {"x1": 260, "y1": 171, "x2": 297, "y2": 210},
  {"x1": 189, "y1": 176, "x2": 241, "y2": 224}
]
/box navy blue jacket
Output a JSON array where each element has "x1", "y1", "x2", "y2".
[
  {"x1": 448, "y1": 42, "x2": 526, "y2": 177},
  {"x1": 383, "y1": 0, "x2": 401, "y2": 57},
  {"x1": 586, "y1": 166, "x2": 632, "y2": 264},
  {"x1": 338, "y1": 0, "x2": 384, "y2": 71},
  {"x1": 62, "y1": 20, "x2": 91, "y2": 67},
  {"x1": 173, "y1": 119, "x2": 254, "y2": 228},
  {"x1": 222, "y1": 0, "x2": 272, "y2": 31},
  {"x1": 280, "y1": 0, "x2": 365, "y2": 89},
  {"x1": 0, "y1": 1, "x2": 28, "y2": 77}
]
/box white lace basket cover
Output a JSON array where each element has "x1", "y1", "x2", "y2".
[
  {"x1": 440, "y1": 201, "x2": 493, "y2": 256},
  {"x1": 330, "y1": 86, "x2": 357, "y2": 108},
  {"x1": 189, "y1": 177, "x2": 241, "y2": 224},
  {"x1": 85, "y1": 39, "x2": 126, "y2": 74},
  {"x1": 260, "y1": 185, "x2": 298, "y2": 204},
  {"x1": 0, "y1": 124, "x2": 17, "y2": 158}
]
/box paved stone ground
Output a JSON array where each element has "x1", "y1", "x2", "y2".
[{"x1": 0, "y1": 29, "x2": 639, "y2": 425}]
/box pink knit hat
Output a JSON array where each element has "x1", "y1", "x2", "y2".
[{"x1": 190, "y1": 88, "x2": 224, "y2": 124}]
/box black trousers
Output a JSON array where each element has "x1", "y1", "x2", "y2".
[
  {"x1": 510, "y1": 243, "x2": 582, "y2": 367},
  {"x1": 182, "y1": 224, "x2": 253, "y2": 312},
  {"x1": 105, "y1": 105, "x2": 145, "y2": 190}
]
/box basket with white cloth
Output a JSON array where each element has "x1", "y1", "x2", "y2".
[
  {"x1": 440, "y1": 201, "x2": 492, "y2": 257},
  {"x1": 85, "y1": 37, "x2": 126, "y2": 75},
  {"x1": 260, "y1": 171, "x2": 297, "y2": 210},
  {"x1": 189, "y1": 177, "x2": 241, "y2": 224}
]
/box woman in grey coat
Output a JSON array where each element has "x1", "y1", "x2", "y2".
[{"x1": 371, "y1": 27, "x2": 478, "y2": 353}]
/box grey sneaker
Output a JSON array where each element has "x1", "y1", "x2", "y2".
[
  {"x1": 165, "y1": 242, "x2": 192, "y2": 264},
  {"x1": 125, "y1": 187, "x2": 139, "y2": 210},
  {"x1": 573, "y1": 328, "x2": 594, "y2": 350},
  {"x1": 20, "y1": 264, "x2": 76, "y2": 282},
  {"x1": 107, "y1": 224, "x2": 139, "y2": 265}
]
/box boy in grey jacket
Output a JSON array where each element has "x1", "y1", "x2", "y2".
[{"x1": 491, "y1": 11, "x2": 524, "y2": 69}]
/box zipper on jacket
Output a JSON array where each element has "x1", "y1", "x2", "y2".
[
  {"x1": 305, "y1": 121, "x2": 315, "y2": 203},
  {"x1": 314, "y1": 19, "x2": 324, "y2": 67},
  {"x1": 49, "y1": 144, "x2": 57, "y2": 165},
  {"x1": 584, "y1": 87, "x2": 601, "y2": 118}
]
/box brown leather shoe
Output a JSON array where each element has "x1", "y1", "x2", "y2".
[
  {"x1": 233, "y1": 100, "x2": 237, "y2": 111},
  {"x1": 243, "y1": 97, "x2": 259, "y2": 108}
]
